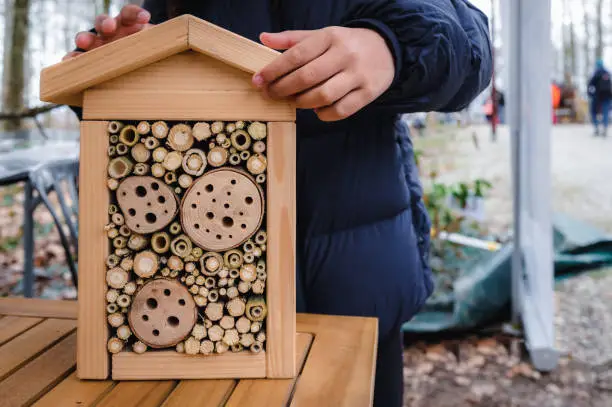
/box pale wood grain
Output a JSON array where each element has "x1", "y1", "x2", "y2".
[
  {"x1": 0, "y1": 318, "x2": 76, "y2": 381},
  {"x1": 40, "y1": 16, "x2": 189, "y2": 105},
  {"x1": 227, "y1": 333, "x2": 313, "y2": 406},
  {"x1": 33, "y1": 372, "x2": 115, "y2": 407},
  {"x1": 291, "y1": 314, "x2": 378, "y2": 407},
  {"x1": 95, "y1": 51, "x2": 253, "y2": 92},
  {"x1": 96, "y1": 381, "x2": 177, "y2": 407},
  {"x1": 161, "y1": 380, "x2": 236, "y2": 407},
  {"x1": 77, "y1": 121, "x2": 110, "y2": 380},
  {"x1": 0, "y1": 298, "x2": 77, "y2": 319},
  {"x1": 82, "y1": 89, "x2": 295, "y2": 121},
  {"x1": 0, "y1": 316, "x2": 43, "y2": 346},
  {"x1": 0, "y1": 333, "x2": 76, "y2": 407},
  {"x1": 112, "y1": 350, "x2": 266, "y2": 380},
  {"x1": 188, "y1": 16, "x2": 279, "y2": 74},
  {"x1": 266, "y1": 122, "x2": 297, "y2": 378}
]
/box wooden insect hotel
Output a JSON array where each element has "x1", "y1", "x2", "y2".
[{"x1": 39, "y1": 15, "x2": 296, "y2": 380}]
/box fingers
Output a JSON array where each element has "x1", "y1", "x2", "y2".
[
  {"x1": 95, "y1": 14, "x2": 117, "y2": 37},
  {"x1": 259, "y1": 30, "x2": 312, "y2": 50},
  {"x1": 255, "y1": 30, "x2": 331, "y2": 87},
  {"x1": 294, "y1": 72, "x2": 358, "y2": 109},
  {"x1": 117, "y1": 5, "x2": 151, "y2": 26},
  {"x1": 266, "y1": 50, "x2": 345, "y2": 99},
  {"x1": 315, "y1": 88, "x2": 370, "y2": 122},
  {"x1": 75, "y1": 31, "x2": 96, "y2": 50},
  {"x1": 62, "y1": 51, "x2": 82, "y2": 61}
]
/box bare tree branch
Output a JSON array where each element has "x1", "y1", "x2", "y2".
[{"x1": 0, "y1": 104, "x2": 62, "y2": 121}]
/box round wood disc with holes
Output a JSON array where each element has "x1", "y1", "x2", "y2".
[
  {"x1": 181, "y1": 168, "x2": 264, "y2": 251},
  {"x1": 117, "y1": 176, "x2": 179, "y2": 234},
  {"x1": 128, "y1": 279, "x2": 196, "y2": 348}
]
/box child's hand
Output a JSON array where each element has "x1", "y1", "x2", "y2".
[
  {"x1": 253, "y1": 27, "x2": 395, "y2": 121},
  {"x1": 62, "y1": 5, "x2": 153, "y2": 60}
]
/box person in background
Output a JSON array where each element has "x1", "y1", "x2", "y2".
[
  {"x1": 587, "y1": 59, "x2": 612, "y2": 137},
  {"x1": 64, "y1": 1, "x2": 493, "y2": 405}
]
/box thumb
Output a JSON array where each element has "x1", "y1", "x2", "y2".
[{"x1": 260, "y1": 30, "x2": 313, "y2": 50}]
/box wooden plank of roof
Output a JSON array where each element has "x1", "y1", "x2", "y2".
[{"x1": 39, "y1": 16, "x2": 190, "y2": 104}]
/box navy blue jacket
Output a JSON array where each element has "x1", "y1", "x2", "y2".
[{"x1": 115, "y1": 0, "x2": 493, "y2": 335}]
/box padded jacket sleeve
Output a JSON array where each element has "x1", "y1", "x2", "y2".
[{"x1": 342, "y1": 0, "x2": 493, "y2": 113}]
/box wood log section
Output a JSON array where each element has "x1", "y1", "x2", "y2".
[
  {"x1": 128, "y1": 279, "x2": 197, "y2": 348},
  {"x1": 181, "y1": 168, "x2": 264, "y2": 251}
]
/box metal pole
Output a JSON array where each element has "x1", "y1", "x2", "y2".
[{"x1": 491, "y1": 0, "x2": 497, "y2": 141}]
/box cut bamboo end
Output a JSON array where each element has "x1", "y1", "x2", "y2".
[
  {"x1": 107, "y1": 303, "x2": 119, "y2": 313},
  {"x1": 207, "y1": 147, "x2": 228, "y2": 167},
  {"x1": 250, "y1": 341, "x2": 263, "y2": 354},
  {"x1": 119, "y1": 257, "x2": 133, "y2": 272},
  {"x1": 119, "y1": 125, "x2": 139, "y2": 147},
  {"x1": 168, "y1": 255, "x2": 184, "y2": 271},
  {"x1": 246, "y1": 154, "x2": 267, "y2": 175},
  {"x1": 108, "y1": 337, "x2": 124, "y2": 354},
  {"x1": 152, "y1": 147, "x2": 168, "y2": 163},
  {"x1": 200, "y1": 339, "x2": 215, "y2": 355},
  {"x1": 131, "y1": 143, "x2": 151, "y2": 163},
  {"x1": 106, "y1": 254, "x2": 120, "y2": 268},
  {"x1": 191, "y1": 323, "x2": 207, "y2": 340},
  {"x1": 108, "y1": 121, "x2": 124, "y2": 134},
  {"x1": 106, "y1": 289, "x2": 120, "y2": 303},
  {"x1": 137, "y1": 121, "x2": 151, "y2": 135},
  {"x1": 107, "y1": 267, "x2": 129, "y2": 289},
  {"x1": 117, "y1": 324, "x2": 132, "y2": 340},
  {"x1": 226, "y1": 286, "x2": 239, "y2": 299},
  {"x1": 151, "y1": 163, "x2": 165, "y2": 178},
  {"x1": 168, "y1": 124, "x2": 194, "y2": 151},
  {"x1": 240, "y1": 333, "x2": 255, "y2": 347},
  {"x1": 108, "y1": 156, "x2": 134, "y2": 179},
  {"x1": 128, "y1": 234, "x2": 148, "y2": 251},
  {"x1": 107, "y1": 178, "x2": 120, "y2": 191},
  {"x1": 117, "y1": 294, "x2": 131, "y2": 308},
  {"x1": 193, "y1": 122, "x2": 212, "y2": 141},
  {"x1": 227, "y1": 297, "x2": 246, "y2": 317},
  {"x1": 250, "y1": 321, "x2": 262, "y2": 334},
  {"x1": 245, "y1": 296, "x2": 267, "y2": 322},
  {"x1": 239, "y1": 150, "x2": 251, "y2": 161},
  {"x1": 164, "y1": 171, "x2": 177, "y2": 184},
  {"x1": 205, "y1": 302, "x2": 224, "y2": 321},
  {"x1": 133, "y1": 341, "x2": 148, "y2": 354},
  {"x1": 256, "y1": 174, "x2": 266, "y2": 184},
  {"x1": 201, "y1": 252, "x2": 223, "y2": 276},
  {"x1": 119, "y1": 224, "x2": 132, "y2": 237},
  {"x1": 176, "y1": 342, "x2": 185, "y2": 353},
  {"x1": 194, "y1": 295, "x2": 207, "y2": 307},
  {"x1": 108, "y1": 312, "x2": 125, "y2": 328},
  {"x1": 216, "y1": 341, "x2": 229, "y2": 354},
  {"x1": 163, "y1": 151, "x2": 183, "y2": 171},
  {"x1": 116, "y1": 143, "x2": 129, "y2": 156},
  {"x1": 133, "y1": 250, "x2": 159, "y2": 278},
  {"x1": 178, "y1": 174, "x2": 193, "y2": 189},
  {"x1": 230, "y1": 130, "x2": 252, "y2": 151},
  {"x1": 185, "y1": 336, "x2": 200, "y2": 355},
  {"x1": 237, "y1": 281, "x2": 251, "y2": 294},
  {"x1": 133, "y1": 163, "x2": 149, "y2": 176},
  {"x1": 248, "y1": 122, "x2": 267, "y2": 140},
  {"x1": 145, "y1": 136, "x2": 160, "y2": 150},
  {"x1": 208, "y1": 289, "x2": 219, "y2": 302},
  {"x1": 123, "y1": 281, "x2": 137, "y2": 295},
  {"x1": 239, "y1": 263, "x2": 257, "y2": 283},
  {"x1": 224, "y1": 249, "x2": 243, "y2": 269},
  {"x1": 229, "y1": 153, "x2": 241, "y2": 165},
  {"x1": 251, "y1": 279, "x2": 265, "y2": 295},
  {"x1": 223, "y1": 328, "x2": 240, "y2": 346},
  {"x1": 220, "y1": 315, "x2": 235, "y2": 330},
  {"x1": 208, "y1": 325, "x2": 224, "y2": 342},
  {"x1": 211, "y1": 121, "x2": 224, "y2": 134},
  {"x1": 152, "y1": 121, "x2": 169, "y2": 139},
  {"x1": 108, "y1": 145, "x2": 117, "y2": 157},
  {"x1": 253, "y1": 141, "x2": 266, "y2": 154}
]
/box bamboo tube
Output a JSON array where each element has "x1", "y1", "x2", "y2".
[
  {"x1": 133, "y1": 341, "x2": 147, "y2": 354},
  {"x1": 220, "y1": 315, "x2": 235, "y2": 330},
  {"x1": 185, "y1": 261, "x2": 196, "y2": 273},
  {"x1": 152, "y1": 147, "x2": 168, "y2": 163},
  {"x1": 251, "y1": 280, "x2": 265, "y2": 295},
  {"x1": 167, "y1": 255, "x2": 183, "y2": 272},
  {"x1": 108, "y1": 121, "x2": 124, "y2": 134},
  {"x1": 207, "y1": 146, "x2": 228, "y2": 167},
  {"x1": 123, "y1": 281, "x2": 137, "y2": 295},
  {"x1": 256, "y1": 259, "x2": 266, "y2": 271},
  {"x1": 127, "y1": 234, "x2": 148, "y2": 251},
  {"x1": 189, "y1": 285, "x2": 199, "y2": 295},
  {"x1": 131, "y1": 143, "x2": 150, "y2": 163},
  {"x1": 136, "y1": 121, "x2": 150, "y2": 135},
  {"x1": 164, "y1": 171, "x2": 177, "y2": 184},
  {"x1": 108, "y1": 204, "x2": 118, "y2": 215},
  {"x1": 115, "y1": 247, "x2": 130, "y2": 257},
  {"x1": 151, "y1": 232, "x2": 170, "y2": 254},
  {"x1": 226, "y1": 286, "x2": 239, "y2": 299},
  {"x1": 151, "y1": 163, "x2": 165, "y2": 178},
  {"x1": 115, "y1": 143, "x2": 129, "y2": 155},
  {"x1": 256, "y1": 331, "x2": 266, "y2": 343},
  {"x1": 224, "y1": 250, "x2": 243, "y2": 269},
  {"x1": 181, "y1": 149, "x2": 207, "y2": 175},
  {"x1": 106, "y1": 289, "x2": 120, "y2": 303},
  {"x1": 240, "y1": 333, "x2": 255, "y2": 347},
  {"x1": 227, "y1": 298, "x2": 246, "y2": 317},
  {"x1": 250, "y1": 341, "x2": 263, "y2": 354},
  {"x1": 218, "y1": 267, "x2": 229, "y2": 279},
  {"x1": 200, "y1": 340, "x2": 215, "y2": 355},
  {"x1": 117, "y1": 294, "x2": 131, "y2": 308},
  {"x1": 106, "y1": 254, "x2": 120, "y2": 268},
  {"x1": 230, "y1": 130, "x2": 251, "y2": 151},
  {"x1": 201, "y1": 252, "x2": 223, "y2": 276},
  {"x1": 245, "y1": 296, "x2": 267, "y2": 322},
  {"x1": 144, "y1": 136, "x2": 160, "y2": 150},
  {"x1": 205, "y1": 302, "x2": 224, "y2": 321},
  {"x1": 161, "y1": 267, "x2": 170, "y2": 277},
  {"x1": 107, "y1": 267, "x2": 128, "y2": 289},
  {"x1": 243, "y1": 253, "x2": 255, "y2": 264},
  {"x1": 218, "y1": 278, "x2": 228, "y2": 288},
  {"x1": 199, "y1": 286, "x2": 209, "y2": 297},
  {"x1": 109, "y1": 135, "x2": 119, "y2": 145},
  {"x1": 176, "y1": 342, "x2": 185, "y2": 353},
  {"x1": 116, "y1": 325, "x2": 132, "y2": 340},
  {"x1": 240, "y1": 264, "x2": 257, "y2": 283},
  {"x1": 229, "y1": 153, "x2": 240, "y2": 165},
  {"x1": 246, "y1": 154, "x2": 267, "y2": 175},
  {"x1": 107, "y1": 303, "x2": 119, "y2": 313},
  {"x1": 231, "y1": 343, "x2": 244, "y2": 353},
  {"x1": 168, "y1": 124, "x2": 194, "y2": 152},
  {"x1": 260, "y1": 244, "x2": 266, "y2": 252},
  {"x1": 252, "y1": 246, "x2": 262, "y2": 258},
  {"x1": 215, "y1": 133, "x2": 227, "y2": 145},
  {"x1": 226, "y1": 122, "x2": 236, "y2": 134},
  {"x1": 119, "y1": 125, "x2": 139, "y2": 147},
  {"x1": 163, "y1": 151, "x2": 183, "y2": 171},
  {"x1": 191, "y1": 324, "x2": 207, "y2": 340},
  {"x1": 219, "y1": 287, "x2": 227, "y2": 297},
  {"x1": 108, "y1": 145, "x2": 117, "y2": 157},
  {"x1": 185, "y1": 336, "x2": 201, "y2": 355},
  {"x1": 171, "y1": 235, "x2": 192, "y2": 258},
  {"x1": 119, "y1": 257, "x2": 133, "y2": 271},
  {"x1": 193, "y1": 122, "x2": 212, "y2": 141},
  {"x1": 195, "y1": 275, "x2": 205, "y2": 286},
  {"x1": 229, "y1": 268, "x2": 240, "y2": 279},
  {"x1": 243, "y1": 240, "x2": 255, "y2": 253},
  {"x1": 107, "y1": 178, "x2": 119, "y2": 190},
  {"x1": 108, "y1": 156, "x2": 133, "y2": 179},
  {"x1": 250, "y1": 322, "x2": 262, "y2": 334},
  {"x1": 239, "y1": 150, "x2": 251, "y2": 161},
  {"x1": 235, "y1": 121, "x2": 245, "y2": 130},
  {"x1": 236, "y1": 316, "x2": 251, "y2": 334},
  {"x1": 208, "y1": 289, "x2": 220, "y2": 303},
  {"x1": 207, "y1": 325, "x2": 224, "y2": 342},
  {"x1": 215, "y1": 342, "x2": 229, "y2": 354},
  {"x1": 133, "y1": 251, "x2": 159, "y2": 278},
  {"x1": 253, "y1": 141, "x2": 266, "y2": 154},
  {"x1": 204, "y1": 320, "x2": 213, "y2": 329},
  {"x1": 192, "y1": 247, "x2": 203, "y2": 259},
  {"x1": 175, "y1": 187, "x2": 182, "y2": 194},
  {"x1": 185, "y1": 275, "x2": 195, "y2": 286},
  {"x1": 107, "y1": 228, "x2": 119, "y2": 239},
  {"x1": 152, "y1": 121, "x2": 169, "y2": 139},
  {"x1": 248, "y1": 122, "x2": 267, "y2": 140},
  {"x1": 119, "y1": 225, "x2": 131, "y2": 237},
  {"x1": 107, "y1": 337, "x2": 124, "y2": 354},
  {"x1": 211, "y1": 121, "x2": 224, "y2": 134},
  {"x1": 194, "y1": 295, "x2": 207, "y2": 307},
  {"x1": 257, "y1": 270, "x2": 267, "y2": 282},
  {"x1": 221, "y1": 138, "x2": 231, "y2": 149},
  {"x1": 230, "y1": 147, "x2": 237, "y2": 154},
  {"x1": 107, "y1": 312, "x2": 124, "y2": 328},
  {"x1": 133, "y1": 163, "x2": 149, "y2": 176},
  {"x1": 223, "y1": 329, "x2": 239, "y2": 346},
  {"x1": 255, "y1": 174, "x2": 266, "y2": 184},
  {"x1": 237, "y1": 281, "x2": 251, "y2": 294},
  {"x1": 178, "y1": 174, "x2": 193, "y2": 189},
  {"x1": 136, "y1": 278, "x2": 145, "y2": 285},
  {"x1": 255, "y1": 231, "x2": 267, "y2": 245}
]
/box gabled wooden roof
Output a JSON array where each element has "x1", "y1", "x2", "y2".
[{"x1": 40, "y1": 15, "x2": 280, "y2": 106}]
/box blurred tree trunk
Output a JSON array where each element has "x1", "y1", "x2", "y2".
[
  {"x1": 2, "y1": 0, "x2": 30, "y2": 130},
  {"x1": 569, "y1": 6, "x2": 577, "y2": 77},
  {"x1": 582, "y1": 0, "x2": 592, "y2": 78},
  {"x1": 595, "y1": 0, "x2": 604, "y2": 61}
]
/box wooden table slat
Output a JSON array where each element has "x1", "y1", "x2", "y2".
[
  {"x1": 160, "y1": 380, "x2": 236, "y2": 407},
  {"x1": 0, "y1": 316, "x2": 44, "y2": 346},
  {"x1": 32, "y1": 372, "x2": 115, "y2": 407},
  {"x1": 0, "y1": 298, "x2": 77, "y2": 319},
  {"x1": 95, "y1": 381, "x2": 177, "y2": 407},
  {"x1": 0, "y1": 332, "x2": 76, "y2": 407},
  {"x1": 0, "y1": 318, "x2": 77, "y2": 381},
  {"x1": 226, "y1": 333, "x2": 313, "y2": 407}
]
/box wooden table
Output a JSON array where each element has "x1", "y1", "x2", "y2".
[{"x1": 0, "y1": 298, "x2": 377, "y2": 407}]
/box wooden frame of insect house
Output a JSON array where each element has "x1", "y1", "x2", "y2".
[{"x1": 39, "y1": 15, "x2": 296, "y2": 380}]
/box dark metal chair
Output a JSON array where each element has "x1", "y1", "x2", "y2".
[{"x1": 23, "y1": 159, "x2": 79, "y2": 296}]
